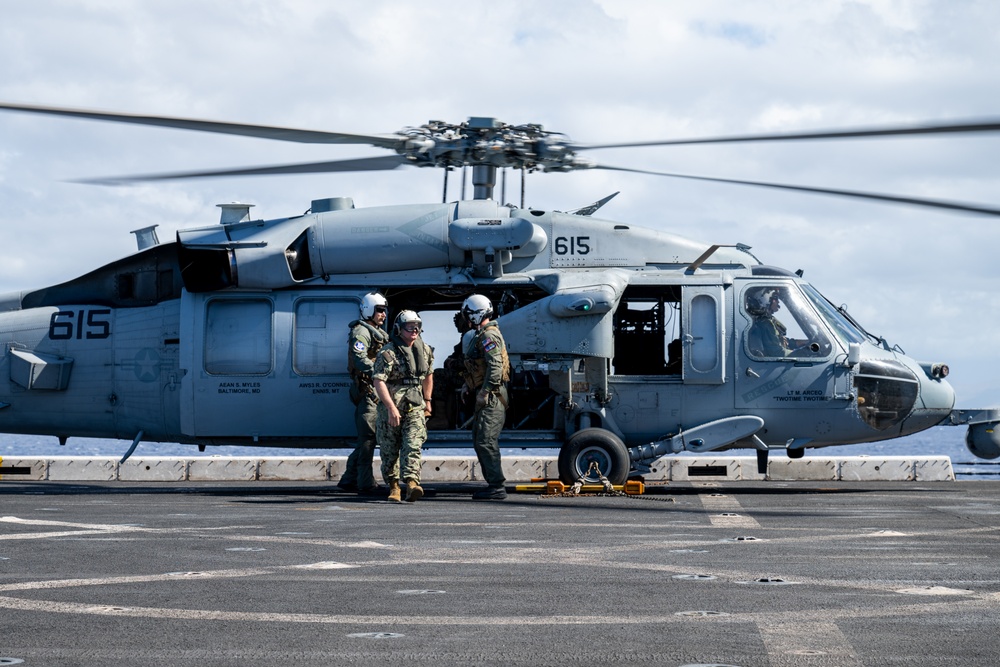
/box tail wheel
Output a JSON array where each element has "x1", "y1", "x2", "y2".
[{"x1": 557, "y1": 428, "x2": 630, "y2": 486}]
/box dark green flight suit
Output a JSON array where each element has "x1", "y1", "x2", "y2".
[
  {"x1": 339, "y1": 319, "x2": 388, "y2": 490},
  {"x1": 464, "y1": 321, "x2": 510, "y2": 489}
]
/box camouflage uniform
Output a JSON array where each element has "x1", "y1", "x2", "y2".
[
  {"x1": 339, "y1": 319, "x2": 389, "y2": 490},
  {"x1": 464, "y1": 321, "x2": 510, "y2": 488},
  {"x1": 373, "y1": 334, "x2": 435, "y2": 485}
]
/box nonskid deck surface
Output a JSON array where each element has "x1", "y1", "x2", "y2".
[{"x1": 1, "y1": 479, "x2": 998, "y2": 666}]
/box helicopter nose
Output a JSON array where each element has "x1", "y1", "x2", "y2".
[{"x1": 900, "y1": 362, "x2": 956, "y2": 436}]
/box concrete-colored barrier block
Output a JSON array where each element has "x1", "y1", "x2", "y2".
[
  {"x1": 737, "y1": 456, "x2": 768, "y2": 481},
  {"x1": 47, "y1": 457, "x2": 116, "y2": 481},
  {"x1": 327, "y1": 457, "x2": 349, "y2": 480},
  {"x1": 188, "y1": 458, "x2": 256, "y2": 481},
  {"x1": 421, "y1": 457, "x2": 475, "y2": 481},
  {"x1": 539, "y1": 456, "x2": 559, "y2": 480},
  {"x1": 0, "y1": 457, "x2": 47, "y2": 481},
  {"x1": 768, "y1": 458, "x2": 838, "y2": 481},
  {"x1": 501, "y1": 456, "x2": 550, "y2": 481},
  {"x1": 119, "y1": 458, "x2": 187, "y2": 482},
  {"x1": 915, "y1": 456, "x2": 955, "y2": 481},
  {"x1": 671, "y1": 457, "x2": 741, "y2": 481},
  {"x1": 643, "y1": 456, "x2": 673, "y2": 481},
  {"x1": 259, "y1": 458, "x2": 329, "y2": 481},
  {"x1": 840, "y1": 457, "x2": 913, "y2": 482},
  {"x1": 0, "y1": 454, "x2": 960, "y2": 483}
]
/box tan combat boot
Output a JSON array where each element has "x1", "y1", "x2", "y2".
[
  {"x1": 405, "y1": 479, "x2": 423, "y2": 502},
  {"x1": 388, "y1": 481, "x2": 401, "y2": 502}
]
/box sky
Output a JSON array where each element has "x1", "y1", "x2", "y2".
[{"x1": 1, "y1": 0, "x2": 999, "y2": 413}]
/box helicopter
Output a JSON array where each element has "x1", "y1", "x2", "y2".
[{"x1": 0, "y1": 101, "x2": 999, "y2": 485}]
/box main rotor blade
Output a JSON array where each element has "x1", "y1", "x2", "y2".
[
  {"x1": 594, "y1": 164, "x2": 1000, "y2": 217},
  {"x1": 0, "y1": 102, "x2": 404, "y2": 148},
  {"x1": 75, "y1": 155, "x2": 411, "y2": 185},
  {"x1": 577, "y1": 119, "x2": 1000, "y2": 150}
]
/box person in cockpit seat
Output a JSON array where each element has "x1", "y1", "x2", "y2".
[{"x1": 746, "y1": 288, "x2": 811, "y2": 357}]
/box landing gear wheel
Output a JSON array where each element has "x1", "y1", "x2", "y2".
[{"x1": 558, "y1": 428, "x2": 630, "y2": 486}]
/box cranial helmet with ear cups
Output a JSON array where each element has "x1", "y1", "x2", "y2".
[{"x1": 393, "y1": 309, "x2": 422, "y2": 334}]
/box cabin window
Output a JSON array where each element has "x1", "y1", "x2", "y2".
[
  {"x1": 293, "y1": 298, "x2": 356, "y2": 375},
  {"x1": 689, "y1": 294, "x2": 719, "y2": 372},
  {"x1": 204, "y1": 299, "x2": 273, "y2": 375}
]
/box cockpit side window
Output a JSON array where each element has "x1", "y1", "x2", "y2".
[{"x1": 743, "y1": 284, "x2": 833, "y2": 360}]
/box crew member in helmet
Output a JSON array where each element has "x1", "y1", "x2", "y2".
[
  {"x1": 338, "y1": 292, "x2": 390, "y2": 494},
  {"x1": 746, "y1": 287, "x2": 811, "y2": 357},
  {"x1": 461, "y1": 294, "x2": 511, "y2": 500},
  {"x1": 372, "y1": 310, "x2": 435, "y2": 502}
]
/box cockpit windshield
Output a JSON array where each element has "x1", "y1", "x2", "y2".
[{"x1": 799, "y1": 284, "x2": 867, "y2": 345}]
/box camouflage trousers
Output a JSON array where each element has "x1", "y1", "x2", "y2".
[
  {"x1": 339, "y1": 393, "x2": 378, "y2": 489},
  {"x1": 376, "y1": 403, "x2": 426, "y2": 484},
  {"x1": 472, "y1": 388, "x2": 506, "y2": 487}
]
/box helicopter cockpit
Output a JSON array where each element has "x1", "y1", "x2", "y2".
[{"x1": 744, "y1": 284, "x2": 835, "y2": 359}]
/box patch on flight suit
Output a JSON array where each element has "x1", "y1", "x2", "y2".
[
  {"x1": 482, "y1": 339, "x2": 497, "y2": 353},
  {"x1": 354, "y1": 340, "x2": 366, "y2": 352}
]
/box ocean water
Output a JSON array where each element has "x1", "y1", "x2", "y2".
[{"x1": 1, "y1": 425, "x2": 993, "y2": 479}]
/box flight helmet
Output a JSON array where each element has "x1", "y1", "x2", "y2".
[
  {"x1": 394, "y1": 309, "x2": 422, "y2": 334},
  {"x1": 360, "y1": 292, "x2": 388, "y2": 319},
  {"x1": 462, "y1": 294, "x2": 493, "y2": 327},
  {"x1": 746, "y1": 288, "x2": 778, "y2": 315}
]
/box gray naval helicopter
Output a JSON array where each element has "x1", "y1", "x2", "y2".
[{"x1": 1, "y1": 101, "x2": 999, "y2": 484}]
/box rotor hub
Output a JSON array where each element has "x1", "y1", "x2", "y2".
[{"x1": 398, "y1": 117, "x2": 580, "y2": 172}]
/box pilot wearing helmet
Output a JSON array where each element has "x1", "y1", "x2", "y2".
[
  {"x1": 746, "y1": 287, "x2": 811, "y2": 357},
  {"x1": 372, "y1": 310, "x2": 435, "y2": 502},
  {"x1": 461, "y1": 294, "x2": 511, "y2": 500},
  {"x1": 338, "y1": 292, "x2": 390, "y2": 495}
]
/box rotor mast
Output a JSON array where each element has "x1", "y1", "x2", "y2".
[{"x1": 471, "y1": 164, "x2": 496, "y2": 200}]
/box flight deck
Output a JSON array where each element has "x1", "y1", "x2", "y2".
[{"x1": 1, "y1": 461, "x2": 998, "y2": 666}]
